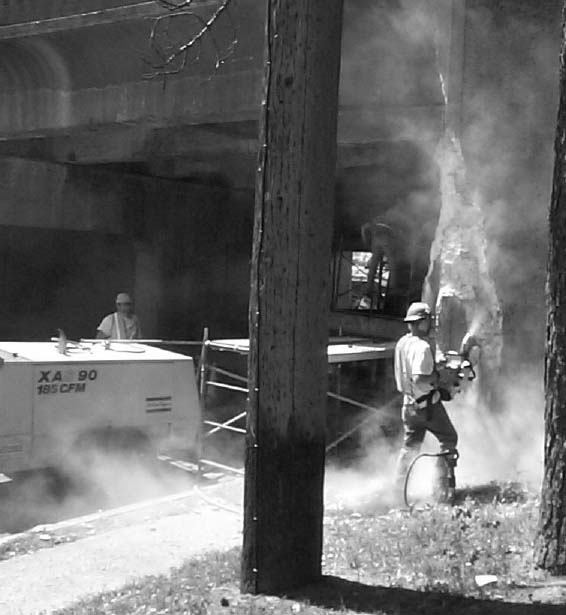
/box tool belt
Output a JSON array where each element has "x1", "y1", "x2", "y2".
[
  {"x1": 402, "y1": 390, "x2": 442, "y2": 421},
  {"x1": 413, "y1": 390, "x2": 441, "y2": 408}
]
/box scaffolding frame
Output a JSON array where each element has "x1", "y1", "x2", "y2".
[{"x1": 197, "y1": 335, "x2": 397, "y2": 475}]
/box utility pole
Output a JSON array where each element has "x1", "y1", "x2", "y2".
[
  {"x1": 242, "y1": 0, "x2": 344, "y2": 594},
  {"x1": 537, "y1": 1, "x2": 566, "y2": 576}
]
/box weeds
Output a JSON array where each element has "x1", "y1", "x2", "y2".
[{"x1": 324, "y1": 492, "x2": 543, "y2": 597}]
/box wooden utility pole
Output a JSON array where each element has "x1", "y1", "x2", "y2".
[
  {"x1": 537, "y1": 1, "x2": 566, "y2": 576},
  {"x1": 241, "y1": 0, "x2": 344, "y2": 594}
]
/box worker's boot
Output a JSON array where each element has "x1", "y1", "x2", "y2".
[{"x1": 434, "y1": 450, "x2": 458, "y2": 505}]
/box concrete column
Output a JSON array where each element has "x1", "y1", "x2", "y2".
[{"x1": 133, "y1": 241, "x2": 162, "y2": 339}]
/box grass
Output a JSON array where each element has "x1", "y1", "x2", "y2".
[
  {"x1": 324, "y1": 494, "x2": 541, "y2": 595},
  {"x1": 52, "y1": 550, "x2": 242, "y2": 615},
  {"x1": 48, "y1": 482, "x2": 566, "y2": 615}
]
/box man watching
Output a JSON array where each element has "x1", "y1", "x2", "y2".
[
  {"x1": 96, "y1": 292, "x2": 142, "y2": 340},
  {"x1": 394, "y1": 301, "x2": 458, "y2": 501}
]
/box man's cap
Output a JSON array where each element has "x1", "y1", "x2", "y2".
[
  {"x1": 115, "y1": 292, "x2": 132, "y2": 304},
  {"x1": 403, "y1": 301, "x2": 431, "y2": 322}
]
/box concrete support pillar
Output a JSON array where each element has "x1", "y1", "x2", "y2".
[{"x1": 133, "y1": 241, "x2": 162, "y2": 339}]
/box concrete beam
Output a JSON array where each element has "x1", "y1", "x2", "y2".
[
  {"x1": 337, "y1": 104, "x2": 446, "y2": 151},
  {"x1": 0, "y1": 67, "x2": 262, "y2": 137},
  {"x1": 0, "y1": 1, "x2": 220, "y2": 40},
  {"x1": 0, "y1": 122, "x2": 259, "y2": 165},
  {"x1": 0, "y1": 125, "x2": 148, "y2": 164},
  {"x1": 0, "y1": 95, "x2": 442, "y2": 156}
]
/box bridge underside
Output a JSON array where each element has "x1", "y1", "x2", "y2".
[{"x1": 0, "y1": 0, "x2": 558, "y2": 368}]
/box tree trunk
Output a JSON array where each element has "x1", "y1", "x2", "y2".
[
  {"x1": 241, "y1": 0, "x2": 343, "y2": 594},
  {"x1": 537, "y1": 2, "x2": 566, "y2": 576}
]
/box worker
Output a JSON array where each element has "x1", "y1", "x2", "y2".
[
  {"x1": 96, "y1": 292, "x2": 142, "y2": 340},
  {"x1": 394, "y1": 301, "x2": 458, "y2": 502}
]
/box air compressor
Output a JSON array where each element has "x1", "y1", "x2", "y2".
[{"x1": 0, "y1": 340, "x2": 201, "y2": 476}]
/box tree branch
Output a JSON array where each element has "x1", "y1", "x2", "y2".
[{"x1": 145, "y1": 0, "x2": 237, "y2": 79}]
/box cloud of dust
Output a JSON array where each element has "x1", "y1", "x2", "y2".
[
  {"x1": 69, "y1": 448, "x2": 196, "y2": 506},
  {"x1": 324, "y1": 367, "x2": 544, "y2": 512},
  {"x1": 325, "y1": 423, "x2": 400, "y2": 512},
  {"x1": 0, "y1": 446, "x2": 196, "y2": 536},
  {"x1": 450, "y1": 370, "x2": 544, "y2": 489},
  {"x1": 325, "y1": 0, "x2": 558, "y2": 507}
]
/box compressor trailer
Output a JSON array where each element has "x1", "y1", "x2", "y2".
[{"x1": 0, "y1": 341, "x2": 201, "y2": 475}]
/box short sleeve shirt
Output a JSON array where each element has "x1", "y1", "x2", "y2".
[
  {"x1": 394, "y1": 333, "x2": 434, "y2": 402},
  {"x1": 97, "y1": 313, "x2": 142, "y2": 340}
]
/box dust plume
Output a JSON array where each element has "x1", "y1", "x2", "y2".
[
  {"x1": 0, "y1": 448, "x2": 196, "y2": 536},
  {"x1": 325, "y1": 0, "x2": 558, "y2": 508},
  {"x1": 325, "y1": 425, "x2": 399, "y2": 512},
  {"x1": 452, "y1": 373, "x2": 544, "y2": 489}
]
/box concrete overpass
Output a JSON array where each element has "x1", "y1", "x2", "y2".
[
  {"x1": 0, "y1": 0, "x2": 451, "y2": 169},
  {"x1": 0, "y1": 1, "x2": 560, "y2": 363}
]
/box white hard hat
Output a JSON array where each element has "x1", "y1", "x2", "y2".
[
  {"x1": 403, "y1": 302, "x2": 431, "y2": 322},
  {"x1": 115, "y1": 293, "x2": 132, "y2": 304}
]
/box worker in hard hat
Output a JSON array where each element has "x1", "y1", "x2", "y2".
[
  {"x1": 96, "y1": 293, "x2": 142, "y2": 340},
  {"x1": 394, "y1": 301, "x2": 458, "y2": 501}
]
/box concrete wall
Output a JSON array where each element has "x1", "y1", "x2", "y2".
[
  {"x1": 0, "y1": 158, "x2": 123, "y2": 231},
  {"x1": 0, "y1": 157, "x2": 254, "y2": 342}
]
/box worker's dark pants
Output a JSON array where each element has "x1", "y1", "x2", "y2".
[{"x1": 395, "y1": 400, "x2": 458, "y2": 487}]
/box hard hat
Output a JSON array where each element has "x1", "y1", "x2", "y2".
[
  {"x1": 115, "y1": 292, "x2": 132, "y2": 304},
  {"x1": 403, "y1": 302, "x2": 432, "y2": 322}
]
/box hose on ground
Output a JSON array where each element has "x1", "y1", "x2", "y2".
[{"x1": 403, "y1": 451, "x2": 455, "y2": 510}]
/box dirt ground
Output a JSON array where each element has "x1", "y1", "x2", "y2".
[{"x1": 0, "y1": 477, "x2": 244, "y2": 615}]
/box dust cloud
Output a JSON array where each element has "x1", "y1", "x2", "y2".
[
  {"x1": 0, "y1": 448, "x2": 196, "y2": 536},
  {"x1": 324, "y1": 371, "x2": 544, "y2": 512},
  {"x1": 325, "y1": 0, "x2": 558, "y2": 508}
]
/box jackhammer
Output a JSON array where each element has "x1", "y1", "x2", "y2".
[{"x1": 403, "y1": 332, "x2": 479, "y2": 509}]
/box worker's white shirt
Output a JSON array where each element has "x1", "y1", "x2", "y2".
[
  {"x1": 394, "y1": 333, "x2": 434, "y2": 404},
  {"x1": 97, "y1": 312, "x2": 142, "y2": 340}
]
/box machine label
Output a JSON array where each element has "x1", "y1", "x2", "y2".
[
  {"x1": 37, "y1": 382, "x2": 87, "y2": 395},
  {"x1": 35, "y1": 369, "x2": 98, "y2": 395}
]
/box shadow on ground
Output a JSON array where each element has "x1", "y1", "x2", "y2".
[{"x1": 288, "y1": 576, "x2": 564, "y2": 614}]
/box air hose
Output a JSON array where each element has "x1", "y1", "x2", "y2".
[{"x1": 403, "y1": 451, "x2": 457, "y2": 510}]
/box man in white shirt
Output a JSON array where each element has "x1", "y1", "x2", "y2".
[
  {"x1": 394, "y1": 301, "x2": 458, "y2": 500},
  {"x1": 96, "y1": 292, "x2": 142, "y2": 340}
]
